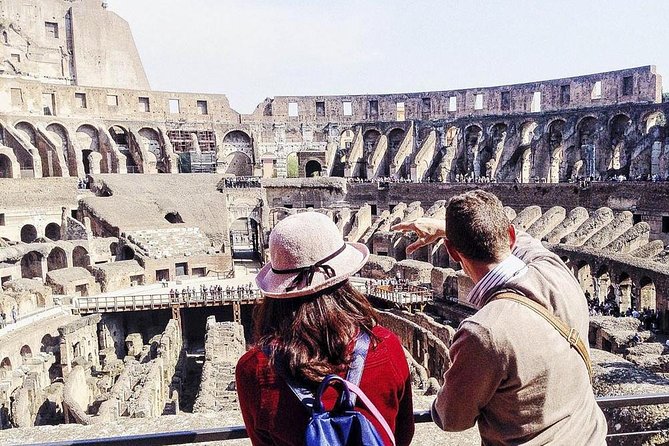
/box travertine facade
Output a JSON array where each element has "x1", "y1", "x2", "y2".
[{"x1": 0, "y1": 0, "x2": 668, "y2": 442}]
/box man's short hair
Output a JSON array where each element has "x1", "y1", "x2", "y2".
[{"x1": 445, "y1": 190, "x2": 510, "y2": 262}]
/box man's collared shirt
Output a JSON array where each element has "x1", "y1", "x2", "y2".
[{"x1": 466, "y1": 253, "x2": 528, "y2": 309}]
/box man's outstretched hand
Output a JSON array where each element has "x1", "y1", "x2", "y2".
[{"x1": 391, "y1": 218, "x2": 446, "y2": 255}]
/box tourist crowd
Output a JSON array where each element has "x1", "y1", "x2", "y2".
[
  {"x1": 586, "y1": 291, "x2": 660, "y2": 331},
  {"x1": 222, "y1": 177, "x2": 261, "y2": 188},
  {"x1": 0, "y1": 308, "x2": 18, "y2": 330},
  {"x1": 168, "y1": 283, "x2": 257, "y2": 301},
  {"x1": 77, "y1": 177, "x2": 90, "y2": 190}
]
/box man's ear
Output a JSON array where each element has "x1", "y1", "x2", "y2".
[
  {"x1": 444, "y1": 239, "x2": 462, "y2": 263},
  {"x1": 508, "y1": 224, "x2": 516, "y2": 250}
]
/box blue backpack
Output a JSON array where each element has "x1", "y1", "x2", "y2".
[{"x1": 272, "y1": 332, "x2": 396, "y2": 446}]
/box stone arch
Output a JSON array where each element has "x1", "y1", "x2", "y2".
[
  {"x1": 305, "y1": 159, "x2": 322, "y2": 177},
  {"x1": 519, "y1": 121, "x2": 538, "y2": 182},
  {"x1": 577, "y1": 116, "x2": 598, "y2": 178},
  {"x1": 0, "y1": 153, "x2": 13, "y2": 178},
  {"x1": 222, "y1": 130, "x2": 253, "y2": 158},
  {"x1": 72, "y1": 246, "x2": 89, "y2": 268},
  {"x1": 386, "y1": 128, "x2": 406, "y2": 177},
  {"x1": 617, "y1": 272, "x2": 633, "y2": 312},
  {"x1": 286, "y1": 152, "x2": 299, "y2": 178},
  {"x1": 45, "y1": 222, "x2": 61, "y2": 241},
  {"x1": 387, "y1": 128, "x2": 406, "y2": 151},
  {"x1": 121, "y1": 246, "x2": 135, "y2": 260},
  {"x1": 339, "y1": 129, "x2": 355, "y2": 150},
  {"x1": 109, "y1": 125, "x2": 138, "y2": 173},
  {"x1": 20, "y1": 345, "x2": 32, "y2": 361},
  {"x1": 481, "y1": 123, "x2": 507, "y2": 179},
  {"x1": 18, "y1": 121, "x2": 63, "y2": 178},
  {"x1": 229, "y1": 216, "x2": 260, "y2": 258},
  {"x1": 363, "y1": 129, "x2": 381, "y2": 156},
  {"x1": 76, "y1": 124, "x2": 101, "y2": 174},
  {"x1": 594, "y1": 265, "x2": 610, "y2": 303},
  {"x1": 108, "y1": 125, "x2": 129, "y2": 146},
  {"x1": 21, "y1": 251, "x2": 44, "y2": 279},
  {"x1": 46, "y1": 122, "x2": 74, "y2": 176},
  {"x1": 109, "y1": 242, "x2": 118, "y2": 257},
  {"x1": 392, "y1": 235, "x2": 407, "y2": 261},
  {"x1": 0, "y1": 357, "x2": 11, "y2": 371},
  {"x1": 639, "y1": 277, "x2": 656, "y2": 311},
  {"x1": 138, "y1": 127, "x2": 165, "y2": 172},
  {"x1": 576, "y1": 261, "x2": 593, "y2": 297},
  {"x1": 224, "y1": 151, "x2": 253, "y2": 176},
  {"x1": 12, "y1": 122, "x2": 36, "y2": 176},
  {"x1": 47, "y1": 246, "x2": 68, "y2": 271},
  {"x1": 40, "y1": 334, "x2": 57, "y2": 353},
  {"x1": 460, "y1": 124, "x2": 483, "y2": 178},
  {"x1": 607, "y1": 114, "x2": 632, "y2": 175},
  {"x1": 546, "y1": 119, "x2": 566, "y2": 182},
  {"x1": 15, "y1": 121, "x2": 37, "y2": 146},
  {"x1": 643, "y1": 111, "x2": 666, "y2": 135},
  {"x1": 20, "y1": 224, "x2": 37, "y2": 243}
]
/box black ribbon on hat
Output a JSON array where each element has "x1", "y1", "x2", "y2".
[{"x1": 271, "y1": 244, "x2": 347, "y2": 292}]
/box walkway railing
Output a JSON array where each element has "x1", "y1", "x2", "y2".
[
  {"x1": 367, "y1": 283, "x2": 433, "y2": 307},
  {"x1": 74, "y1": 290, "x2": 261, "y2": 314},
  {"x1": 25, "y1": 393, "x2": 669, "y2": 446}
]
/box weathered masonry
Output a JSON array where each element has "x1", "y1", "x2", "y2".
[{"x1": 0, "y1": 4, "x2": 667, "y2": 182}]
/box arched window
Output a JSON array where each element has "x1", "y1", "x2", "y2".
[{"x1": 20, "y1": 224, "x2": 37, "y2": 243}]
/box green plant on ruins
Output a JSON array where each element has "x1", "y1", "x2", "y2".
[{"x1": 286, "y1": 153, "x2": 299, "y2": 178}]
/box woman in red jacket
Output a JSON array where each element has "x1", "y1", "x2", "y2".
[{"x1": 236, "y1": 211, "x2": 414, "y2": 446}]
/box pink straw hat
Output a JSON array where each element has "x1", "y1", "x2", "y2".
[{"x1": 255, "y1": 211, "x2": 370, "y2": 298}]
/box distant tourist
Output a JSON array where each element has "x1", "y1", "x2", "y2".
[
  {"x1": 393, "y1": 190, "x2": 606, "y2": 444},
  {"x1": 0, "y1": 403, "x2": 8, "y2": 429},
  {"x1": 10, "y1": 307, "x2": 16, "y2": 324},
  {"x1": 236, "y1": 212, "x2": 414, "y2": 445}
]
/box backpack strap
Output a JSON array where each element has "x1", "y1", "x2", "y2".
[
  {"x1": 491, "y1": 292, "x2": 593, "y2": 381},
  {"x1": 318, "y1": 375, "x2": 396, "y2": 446},
  {"x1": 263, "y1": 331, "x2": 371, "y2": 410},
  {"x1": 345, "y1": 331, "x2": 370, "y2": 406}
]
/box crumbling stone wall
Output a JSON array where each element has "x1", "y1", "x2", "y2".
[
  {"x1": 377, "y1": 310, "x2": 450, "y2": 388},
  {"x1": 193, "y1": 317, "x2": 245, "y2": 412},
  {"x1": 58, "y1": 314, "x2": 102, "y2": 377},
  {"x1": 63, "y1": 319, "x2": 184, "y2": 424}
]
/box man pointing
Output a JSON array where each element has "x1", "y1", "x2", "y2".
[{"x1": 393, "y1": 190, "x2": 606, "y2": 445}]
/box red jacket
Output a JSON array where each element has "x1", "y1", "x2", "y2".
[{"x1": 236, "y1": 325, "x2": 415, "y2": 446}]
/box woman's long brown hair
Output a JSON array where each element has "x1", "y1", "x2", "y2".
[{"x1": 253, "y1": 280, "x2": 378, "y2": 384}]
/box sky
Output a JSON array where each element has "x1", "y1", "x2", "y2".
[{"x1": 109, "y1": 0, "x2": 669, "y2": 114}]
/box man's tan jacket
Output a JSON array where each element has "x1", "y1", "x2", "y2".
[{"x1": 432, "y1": 230, "x2": 607, "y2": 445}]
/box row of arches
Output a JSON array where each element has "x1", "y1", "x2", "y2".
[
  {"x1": 1, "y1": 333, "x2": 63, "y2": 378},
  {"x1": 569, "y1": 260, "x2": 658, "y2": 312},
  {"x1": 0, "y1": 121, "x2": 174, "y2": 178},
  {"x1": 20, "y1": 223, "x2": 61, "y2": 243},
  {"x1": 425, "y1": 109, "x2": 669, "y2": 183},
  {"x1": 326, "y1": 108, "x2": 669, "y2": 182},
  {"x1": 20, "y1": 246, "x2": 90, "y2": 279}
]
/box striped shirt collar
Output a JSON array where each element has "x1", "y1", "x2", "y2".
[{"x1": 467, "y1": 254, "x2": 528, "y2": 309}]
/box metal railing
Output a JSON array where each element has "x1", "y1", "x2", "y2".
[
  {"x1": 75, "y1": 290, "x2": 261, "y2": 314},
  {"x1": 367, "y1": 284, "x2": 433, "y2": 306},
  {"x1": 24, "y1": 393, "x2": 669, "y2": 446}
]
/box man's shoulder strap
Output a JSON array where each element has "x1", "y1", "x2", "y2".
[{"x1": 492, "y1": 292, "x2": 593, "y2": 381}]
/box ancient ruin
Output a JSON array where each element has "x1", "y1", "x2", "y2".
[{"x1": 0, "y1": 0, "x2": 668, "y2": 444}]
